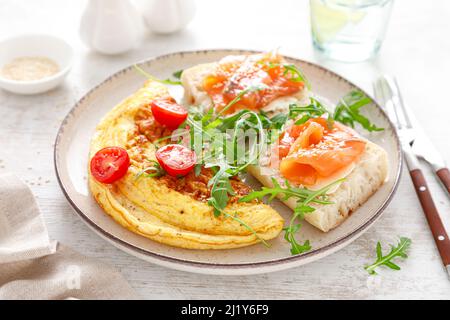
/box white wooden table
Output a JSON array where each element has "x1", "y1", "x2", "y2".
[{"x1": 1, "y1": 0, "x2": 450, "y2": 299}]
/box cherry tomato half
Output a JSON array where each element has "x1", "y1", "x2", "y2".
[
  {"x1": 150, "y1": 98, "x2": 188, "y2": 130},
  {"x1": 155, "y1": 144, "x2": 196, "y2": 177},
  {"x1": 90, "y1": 147, "x2": 130, "y2": 184}
]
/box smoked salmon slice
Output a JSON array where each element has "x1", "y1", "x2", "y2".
[
  {"x1": 278, "y1": 118, "x2": 366, "y2": 186},
  {"x1": 203, "y1": 53, "x2": 304, "y2": 114}
]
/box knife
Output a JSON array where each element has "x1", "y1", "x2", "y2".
[{"x1": 382, "y1": 77, "x2": 450, "y2": 195}]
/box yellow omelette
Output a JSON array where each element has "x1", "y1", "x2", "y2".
[{"x1": 88, "y1": 80, "x2": 284, "y2": 250}]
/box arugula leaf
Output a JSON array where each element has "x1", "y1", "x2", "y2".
[
  {"x1": 153, "y1": 129, "x2": 187, "y2": 146},
  {"x1": 333, "y1": 90, "x2": 384, "y2": 132},
  {"x1": 284, "y1": 224, "x2": 311, "y2": 255},
  {"x1": 194, "y1": 163, "x2": 202, "y2": 177},
  {"x1": 364, "y1": 237, "x2": 411, "y2": 275},
  {"x1": 282, "y1": 64, "x2": 311, "y2": 89},
  {"x1": 201, "y1": 109, "x2": 267, "y2": 214},
  {"x1": 216, "y1": 84, "x2": 268, "y2": 116},
  {"x1": 207, "y1": 167, "x2": 234, "y2": 217},
  {"x1": 135, "y1": 160, "x2": 165, "y2": 180},
  {"x1": 289, "y1": 97, "x2": 334, "y2": 128},
  {"x1": 265, "y1": 62, "x2": 311, "y2": 89},
  {"x1": 240, "y1": 178, "x2": 344, "y2": 255},
  {"x1": 239, "y1": 177, "x2": 333, "y2": 205},
  {"x1": 288, "y1": 90, "x2": 383, "y2": 133},
  {"x1": 204, "y1": 162, "x2": 270, "y2": 247},
  {"x1": 283, "y1": 179, "x2": 344, "y2": 255},
  {"x1": 181, "y1": 101, "x2": 272, "y2": 246},
  {"x1": 222, "y1": 211, "x2": 270, "y2": 248},
  {"x1": 268, "y1": 113, "x2": 288, "y2": 130},
  {"x1": 133, "y1": 64, "x2": 182, "y2": 85},
  {"x1": 172, "y1": 69, "x2": 183, "y2": 79},
  {"x1": 216, "y1": 109, "x2": 283, "y2": 134}
]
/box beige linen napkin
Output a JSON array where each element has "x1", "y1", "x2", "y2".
[{"x1": 0, "y1": 173, "x2": 139, "y2": 300}]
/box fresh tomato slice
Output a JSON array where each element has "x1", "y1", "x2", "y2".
[
  {"x1": 90, "y1": 147, "x2": 130, "y2": 184},
  {"x1": 150, "y1": 98, "x2": 188, "y2": 130},
  {"x1": 155, "y1": 144, "x2": 196, "y2": 177}
]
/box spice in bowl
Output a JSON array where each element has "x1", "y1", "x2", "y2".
[{"x1": 1, "y1": 56, "x2": 60, "y2": 81}]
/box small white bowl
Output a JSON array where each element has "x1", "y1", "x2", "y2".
[{"x1": 0, "y1": 34, "x2": 73, "y2": 95}]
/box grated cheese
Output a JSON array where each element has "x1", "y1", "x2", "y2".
[{"x1": 1, "y1": 56, "x2": 60, "y2": 81}]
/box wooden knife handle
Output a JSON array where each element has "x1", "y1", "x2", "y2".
[
  {"x1": 436, "y1": 168, "x2": 450, "y2": 195},
  {"x1": 410, "y1": 169, "x2": 450, "y2": 266}
]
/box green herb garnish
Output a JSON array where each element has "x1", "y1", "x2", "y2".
[
  {"x1": 207, "y1": 166, "x2": 234, "y2": 217},
  {"x1": 334, "y1": 90, "x2": 384, "y2": 132},
  {"x1": 135, "y1": 160, "x2": 165, "y2": 180},
  {"x1": 239, "y1": 178, "x2": 333, "y2": 205},
  {"x1": 178, "y1": 89, "x2": 272, "y2": 245},
  {"x1": 134, "y1": 64, "x2": 182, "y2": 85},
  {"x1": 240, "y1": 178, "x2": 344, "y2": 255},
  {"x1": 172, "y1": 69, "x2": 183, "y2": 79},
  {"x1": 365, "y1": 237, "x2": 412, "y2": 275},
  {"x1": 201, "y1": 110, "x2": 266, "y2": 214},
  {"x1": 289, "y1": 97, "x2": 334, "y2": 128},
  {"x1": 265, "y1": 61, "x2": 311, "y2": 90},
  {"x1": 282, "y1": 64, "x2": 311, "y2": 89},
  {"x1": 222, "y1": 211, "x2": 270, "y2": 247},
  {"x1": 216, "y1": 84, "x2": 268, "y2": 116},
  {"x1": 266, "y1": 112, "x2": 288, "y2": 130},
  {"x1": 289, "y1": 90, "x2": 383, "y2": 132}
]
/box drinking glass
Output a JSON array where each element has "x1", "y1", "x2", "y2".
[{"x1": 310, "y1": 0, "x2": 394, "y2": 62}]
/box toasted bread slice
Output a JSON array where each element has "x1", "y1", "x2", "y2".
[
  {"x1": 247, "y1": 141, "x2": 388, "y2": 232},
  {"x1": 181, "y1": 55, "x2": 311, "y2": 115}
]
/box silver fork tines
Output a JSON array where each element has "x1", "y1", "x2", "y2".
[
  {"x1": 376, "y1": 75, "x2": 448, "y2": 177},
  {"x1": 374, "y1": 75, "x2": 420, "y2": 170},
  {"x1": 375, "y1": 76, "x2": 415, "y2": 142},
  {"x1": 383, "y1": 76, "x2": 412, "y2": 130}
]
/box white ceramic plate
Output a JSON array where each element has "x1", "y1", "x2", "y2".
[{"x1": 54, "y1": 50, "x2": 402, "y2": 275}]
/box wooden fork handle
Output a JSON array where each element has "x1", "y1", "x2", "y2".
[
  {"x1": 410, "y1": 169, "x2": 450, "y2": 266},
  {"x1": 436, "y1": 168, "x2": 450, "y2": 195}
]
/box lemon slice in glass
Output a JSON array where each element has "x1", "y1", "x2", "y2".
[{"x1": 311, "y1": 0, "x2": 366, "y2": 44}]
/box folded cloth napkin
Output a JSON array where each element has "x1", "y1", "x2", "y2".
[{"x1": 0, "y1": 173, "x2": 139, "y2": 300}]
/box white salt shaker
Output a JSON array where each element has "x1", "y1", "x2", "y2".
[
  {"x1": 134, "y1": 0, "x2": 196, "y2": 34},
  {"x1": 79, "y1": 0, "x2": 142, "y2": 55}
]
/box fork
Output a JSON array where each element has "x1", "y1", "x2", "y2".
[
  {"x1": 379, "y1": 77, "x2": 450, "y2": 196},
  {"x1": 374, "y1": 75, "x2": 450, "y2": 278}
]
